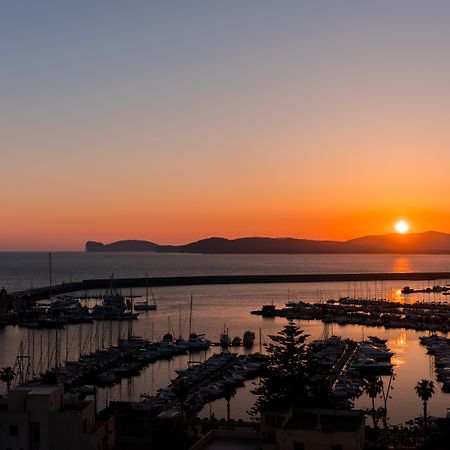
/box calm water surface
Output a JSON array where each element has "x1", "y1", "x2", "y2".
[{"x1": 2, "y1": 252, "x2": 450, "y2": 292}]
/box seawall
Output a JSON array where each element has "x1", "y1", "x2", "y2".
[{"x1": 10, "y1": 272, "x2": 450, "y2": 301}]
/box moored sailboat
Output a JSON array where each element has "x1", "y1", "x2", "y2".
[{"x1": 134, "y1": 275, "x2": 157, "y2": 311}]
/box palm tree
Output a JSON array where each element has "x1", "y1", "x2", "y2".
[
  {"x1": 222, "y1": 382, "x2": 236, "y2": 426},
  {"x1": 0, "y1": 367, "x2": 15, "y2": 393},
  {"x1": 362, "y1": 375, "x2": 383, "y2": 430},
  {"x1": 415, "y1": 379, "x2": 435, "y2": 435},
  {"x1": 379, "y1": 372, "x2": 395, "y2": 447}
]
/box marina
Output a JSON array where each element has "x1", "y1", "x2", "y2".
[
  {"x1": 2, "y1": 253, "x2": 450, "y2": 427},
  {"x1": 251, "y1": 296, "x2": 450, "y2": 333}
]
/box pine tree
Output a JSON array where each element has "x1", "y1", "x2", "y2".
[{"x1": 251, "y1": 321, "x2": 311, "y2": 413}]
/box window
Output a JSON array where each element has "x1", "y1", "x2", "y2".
[
  {"x1": 9, "y1": 425, "x2": 18, "y2": 436},
  {"x1": 331, "y1": 445, "x2": 343, "y2": 450},
  {"x1": 294, "y1": 443, "x2": 305, "y2": 450}
]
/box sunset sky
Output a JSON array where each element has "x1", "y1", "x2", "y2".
[{"x1": 2, "y1": 1, "x2": 450, "y2": 250}]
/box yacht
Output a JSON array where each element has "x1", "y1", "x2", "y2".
[
  {"x1": 359, "y1": 343, "x2": 394, "y2": 361},
  {"x1": 188, "y1": 333, "x2": 211, "y2": 350},
  {"x1": 134, "y1": 281, "x2": 157, "y2": 311},
  {"x1": 185, "y1": 295, "x2": 211, "y2": 350},
  {"x1": 351, "y1": 357, "x2": 393, "y2": 374}
]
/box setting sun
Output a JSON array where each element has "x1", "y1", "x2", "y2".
[{"x1": 395, "y1": 220, "x2": 410, "y2": 234}]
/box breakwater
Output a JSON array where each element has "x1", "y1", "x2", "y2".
[{"x1": 11, "y1": 271, "x2": 450, "y2": 301}]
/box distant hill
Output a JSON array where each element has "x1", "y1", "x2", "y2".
[
  {"x1": 344, "y1": 231, "x2": 450, "y2": 253},
  {"x1": 85, "y1": 231, "x2": 450, "y2": 254},
  {"x1": 86, "y1": 240, "x2": 160, "y2": 252}
]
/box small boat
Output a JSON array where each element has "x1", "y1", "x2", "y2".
[
  {"x1": 401, "y1": 286, "x2": 415, "y2": 294},
  {"x1": 261, "y1": 304, "x2": 276, "y2": 317},
  {"x1": 175, "y1": 337, "x2": 189, "y2": 349},
  {"x1": 243, "y1": 331, "x2": 255, "y2": 347},
  {"x1": 134, "y1": 279, "x2": 157, "y2": 311},
  {"x1": 220, "y1": 326, "x2": 230, "y2": 348},
  {"x1": 188, "y1": 333, "x2": 211, "y2": 350},
  {"x1": 231, "y1": 336, "x2": 242, "y2": 346},
  {"x1": 97, "y1": 372, "x2": 118, "y2": 386},
  {"x1": 367, "y1": 336, "x2": 388, "y2": 345},
  {"x1": 359, "y1": 344, "x2": 394, "y2": 361},
  {"x1": 186, "y1": 295, "x2": 211, "y2": 350},
  {"x1": 351, "y1": 357, "x2": 393, "y2": 374}
]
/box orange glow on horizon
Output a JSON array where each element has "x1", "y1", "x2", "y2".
[{"x1": 2, "y1": 208, "x2": 449, "y2": 251}]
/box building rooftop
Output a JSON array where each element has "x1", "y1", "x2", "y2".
[
  {"x1": 62, "y1": 400, "x2": 91, "y2": 412},
  {"x1": 14, "y1": 384, "x2": 61, "y2": 395},
  {"x1": 283, "y1": 409, "x2": 365, "y2": 433},
  {"x1": 28, "y1": 386, "x2": 63, "y2": 396},
  {"x1": 190, "y1": 430, "x2": 260, "y2": 450}
]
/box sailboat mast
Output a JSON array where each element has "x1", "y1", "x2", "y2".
[
  {"x1": 110, "y1": 273, "x2": 114, "y2": 296},
  {"x1": 66, "y1": 326, "x2": 69, "y2": 362},
  {"x1": 48, "y1": 253, "x2": 52, "y2": 301},
  {"x1": 188, "y1": 294, "x2": 193, "y2": 336},
  {"x1": 55, "y1": 328, "x2": 59, "y2": 369},
  {"x1": 79, "y1": 323, "x2": 82, "y2": 359},
  {"x1": 128, "y1": 288, "x2": 133, "y2": 340}
]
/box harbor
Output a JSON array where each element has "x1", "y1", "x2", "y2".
[{"x1": 2, "y1": 254, "x2": 450, "y2": 428}]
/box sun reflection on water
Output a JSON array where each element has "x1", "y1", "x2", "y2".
[
  {"x1": 392, "y1": 257, "x2": 412, "y2": 273},
  {"x1": 389, "y1": 331, "x2": 407, "y2": 367}
]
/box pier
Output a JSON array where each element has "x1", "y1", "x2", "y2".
[{"x1": 10, "y1": 271, "x2": 450, "y2": 301}]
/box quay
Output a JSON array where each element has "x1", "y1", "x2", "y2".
[{"x1": 10, "y1": 271, "x2": 450, "y2": 301}]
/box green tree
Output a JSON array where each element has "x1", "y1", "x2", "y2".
[
  {"x1": 0, "y1": 366, "x2": 15, "y2": 393},
  {"x1": 362, "y1": 375, "x2": 383, "y2": 430},
  {"x1": 415, "y1": 379, "x2": 435, "y2": 435},
  {"x1": 251, "y1": 321, "x2": 311, "y2": 413},
  {"x1": 223, "y1": 382, "x2": 236, "y2": 426}
]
